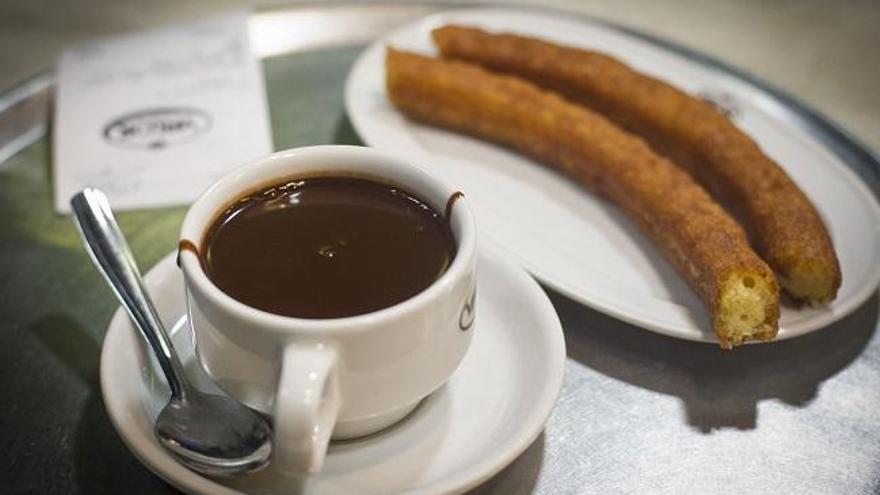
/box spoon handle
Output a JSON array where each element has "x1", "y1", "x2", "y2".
[{"x1": 71, "y1": 188, "x2": 188, "y2": 398}]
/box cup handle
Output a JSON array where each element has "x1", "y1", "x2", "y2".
[{"x1": 273, "y1": 343, "x2": 340, "y2": 475}]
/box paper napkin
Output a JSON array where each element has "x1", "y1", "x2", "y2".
[{"x1": 53, "y1": 9, "x2": 272, "y2": 213}]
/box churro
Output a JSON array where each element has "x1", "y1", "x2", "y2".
[
  {"x1": 386, "y1": 48, "x2": 780, "y2": 347},
  {"x1": 432, "y1": 25, "x2": 841, "y2": 306}
]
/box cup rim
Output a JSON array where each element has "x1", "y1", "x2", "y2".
[{"x1": 179, "y1": 145, "x2": 477, "y2": 335}]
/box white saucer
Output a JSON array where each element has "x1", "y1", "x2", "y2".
[
  {"x1": 100, "y1": 247, "x2": 566, "y2": 495},
  {"x1": 344, "y1": 7, "x2": 880, "y2": 344}
]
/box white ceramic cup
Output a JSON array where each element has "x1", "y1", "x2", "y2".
[{"x1": 178, "y1": 145, "x2": 477, "y2": 476}]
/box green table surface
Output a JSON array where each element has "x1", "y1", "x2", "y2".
[{"x1": 0, "y1": 45, "x2": 365, "y2": 495}]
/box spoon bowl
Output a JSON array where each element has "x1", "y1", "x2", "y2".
[{"x1": 157, "y1": 392, "x2": 272, "y2": 476}]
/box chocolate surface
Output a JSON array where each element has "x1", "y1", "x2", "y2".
[{"x1": 202, "y1": 177, "x2": 455, "y2": 318}]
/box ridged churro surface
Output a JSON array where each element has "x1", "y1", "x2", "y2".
[
  {"x1": 433, "y1": 25, "x2": 841, "y2": 306},
  {"x1": 386, "y1": 48, "x2": 780, "y2": 347}
]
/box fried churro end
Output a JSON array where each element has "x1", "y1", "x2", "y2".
[
  {"x1": 432, "y1": 26, "x2": 463, "y2": 52},
  {"x1": 780, "y1": 261, "x2": 841, "y2": 307},
  {"x1": 715, "y1": 270, "x2": 780, "y2": 349},
  {"x1": 386, "y1": 48, "x2": 403, "y2": 101}
]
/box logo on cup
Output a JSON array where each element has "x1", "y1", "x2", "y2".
[
  {"x1": 103, "y1": 107, "x2": 212, "y2": 150},
  {"x1": 459, "y1": 287, "x2": 476, "y2": 331}
]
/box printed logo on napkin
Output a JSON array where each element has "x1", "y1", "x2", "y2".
[{"x1": 53, "y1": 10, "x2": 272, "y2": 213}]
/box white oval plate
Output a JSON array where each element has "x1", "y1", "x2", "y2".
[
  {"x1": 345, "y1": 7, "x2": 880, "y2": 344},
  {"x1": 100, "y1": 248, "x2": 566, "y2": 495}
]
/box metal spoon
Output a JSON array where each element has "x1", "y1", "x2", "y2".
[{"x1": 71, "y1": 188, "x2": 272, "y2": 477}]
